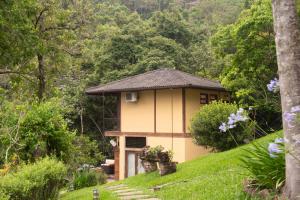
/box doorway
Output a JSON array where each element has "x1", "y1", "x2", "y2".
[{"x1": 125, "y1": 151, "x2": 145, "y2": 178}]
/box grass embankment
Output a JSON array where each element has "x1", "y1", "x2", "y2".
[
  {"x1": 61, "y1": 131, "x2": 282, "y2": 200},
  {"x1": 59, "y1": 185, "x2": 118, "y2": 200}
]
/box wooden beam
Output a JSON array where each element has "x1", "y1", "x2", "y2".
[
  {"x1": 182, "y1": 88, "x2": 186, "y2": 133},
  {"x1": 154, "y1": 89, "x2": 156, "y2": 133},
  {"x1": 105, "y1": 131, "x2": 191, "y2": 138}
]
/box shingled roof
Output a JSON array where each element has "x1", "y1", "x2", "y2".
[{"x1": 86, "y1": 68, "x2": 225, "y2": 94}]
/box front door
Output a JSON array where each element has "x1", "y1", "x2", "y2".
[{"x1": 126, "y1": 151, "x2": 145, "y2": 177}]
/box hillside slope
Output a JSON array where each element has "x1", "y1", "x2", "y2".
[
  {"x1": 119, "y1": 132, "x2": 282, "y2": 200},
  {"x1": 61, "y1": 132, "x2": 281, "y2": 200}
]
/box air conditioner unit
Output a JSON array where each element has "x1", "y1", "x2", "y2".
[{"x1": 125, "y1": 92, "x2": 138, "y2": 102}]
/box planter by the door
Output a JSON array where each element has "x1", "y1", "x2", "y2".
[
  {"x1": 158, "y1": 162, "x2": 177, "y2": 176},
  {"x1": 142, "y1": 160, "x2": 157, "y2": 173}
]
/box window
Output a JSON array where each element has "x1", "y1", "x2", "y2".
[
  {"x1": 125, "y1": 137, "x2": 146, "y2": 148},
  {"x1": 210, "y1": 94, "x2": 218, "y2": 102},
  {"x1": 200, "y1": 93, "x2": 208, "y2": 104}
]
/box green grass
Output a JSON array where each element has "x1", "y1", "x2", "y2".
[
  {"x1": 119, "y1": 132, "x2": 282, "y2": 200},
  {"x1": 60, "y1": 131, "x2": 282, "y2": 200},
  {"x1": 59, "y1": 185, "x2": 118, "y2": 200}
]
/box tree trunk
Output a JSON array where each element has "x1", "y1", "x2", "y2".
[
  {"x1": 271, "y1": 0, "x2": 300, "y2": 199},
  {"x1": 37, "y1": 53, "x2": 46, "y2": 101}
]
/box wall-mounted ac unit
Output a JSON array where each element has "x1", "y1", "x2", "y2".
[{"x1": 125, "y1": 92, "x2": 138, "y2": 102}]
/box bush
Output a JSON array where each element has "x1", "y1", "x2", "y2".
[
  {"x1": 0, "y1": 99, "x2": 75, "y2": 164},
  {"x1": 73, "y1": 170, "x2": 107, "y2": 190},
  {"x1": 70, "y1": 135, "x2": 105, "y2": 169},
  {"x1": 240, "y1": 138, "x2": 285, "y2": 191},
  {"x1": 19, "y1": 100, "x2": 75, "y2": 162},
  {"x1": 0, "y1": 157, "x2": 67, "y2": 200},
  {"x1": 190, "y1": 101, "x2": 253, "y2": 151}
]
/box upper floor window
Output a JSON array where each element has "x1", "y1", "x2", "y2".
[
  {"x1": 200, "y1": 93, "x2": 208, "y2": 104},
  {"x1": 210, "y1": 94, "x2": 218, "y2": 102}
]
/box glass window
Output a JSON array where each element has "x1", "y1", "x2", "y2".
[
  {"x1": 125, "y1": 137, "x2": 146, "y2": 148},
  {"x1": 200, "y1": 93, "x2": 208, "y2": 104},
  {"x1": 210, "y1": 94, "x2": 218, "y2": 102}
]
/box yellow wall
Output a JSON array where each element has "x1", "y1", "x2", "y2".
[
  {"x1": 156, "y1": 89, "x2": 183, "y2": 133},
  {"x1": 121, "y1": 90, "x2": 155, "y2": 132},
  {"x1": 121, "y1": 89, "x2": 183, "y2": 134},
  {"x1": 119, "y1": 135, "x2": 126, "y2": 180},
  {"x1": 185, "y1": 137, "x2": 210, "y2": 161},
  {"x1": 147, "y1": 136, "x2": 186, "y2": 163},
  {"x1": 118, "y1": 136, "x2": 210, "y2": 180},
  {"x1": 117, "y1": 88, "x2": 228, "y2": 180},
  {"x1": 185, "y1": 89, "x2": 228, "y2": 133}
]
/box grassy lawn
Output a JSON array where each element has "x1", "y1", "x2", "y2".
[
  {"x1": 60, "y1": 131, "x2": 282, "y2": 200},
  {"x1": 118, "y1": 131, "x2": 282, "y2": 200},
  {"x1": 59, "y1": 185, "x2": 118, "y2": 200}
]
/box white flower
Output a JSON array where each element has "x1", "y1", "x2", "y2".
[{"x1": 219, "y1": 122, "x2": 228, "y2": 133}]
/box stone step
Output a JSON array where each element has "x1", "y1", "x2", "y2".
[
  {"x1": 118, "y1": 191, "x2": 144, "y2": 196},
  {"x1": 120, "y1": 194, "x2": 151, "y2": 200},
  {"x1": 105, "y1": 184, "x2": 126, "y2": 190},
  {"x1": 114, "y1": 189, "x2": 138, "y2": 193}
]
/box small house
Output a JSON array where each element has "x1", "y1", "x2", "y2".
[{"x1": 86, "y1": 68, "x2": 229, "y2": 180}]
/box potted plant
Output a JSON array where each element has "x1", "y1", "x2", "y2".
[
  {"x1": 139, "y1": 146, "x2": 163, "y2": 173},
  {"x1": 157, "y1": 150, "x2": 177, "y2": 176}
]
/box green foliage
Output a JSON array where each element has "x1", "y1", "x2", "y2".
[
  {"x1": 211, "y1": 0, "x2": 282, "y2": 131},
  {"x1": 73, "y1": 170, "x2": 107, "y2": 190},
  {"x1": 71, "y1": 135, "x2": 105, "y2": 169},
  {"x1": 0, "y1": 99, "x2": 75, "y2": 164},
  {"x1": 0, "y1": 157, "x2": 67, "y2": 200},
  {"x1": 240, "y1": 141, "x2": 285, "y2": 190},
  {"x1": 190, "y1": 101, "x2": 253, "y2": 151},
  {"x1": 140, "y1": 145, "x2": 164, "y2": 161},
  {"x1": 118, "y1": 132, "x2": 280, "y2": 200}
]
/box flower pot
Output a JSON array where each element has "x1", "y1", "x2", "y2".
[
  {"x1": 142, "y1": 160, "x2": 157, "y2": 173},
  {"x1": 158, "y1": 161, "x2": 176, "y2": 176}
]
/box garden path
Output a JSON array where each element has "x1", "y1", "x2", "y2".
[{"x1": 105, "y1": 184, "x2": 160, "y2": 200}]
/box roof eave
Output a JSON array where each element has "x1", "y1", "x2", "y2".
[{"x1": 85, "y1": 85, "x2": 226, "y2": 95}]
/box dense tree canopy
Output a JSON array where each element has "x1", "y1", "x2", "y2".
[{"x1": 4, "y1": 0, "x2": 286, "y2": 162}]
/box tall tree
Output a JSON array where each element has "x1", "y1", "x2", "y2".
[{"x1": 271, "y1": 0, "x2": 300, "y2": 199}]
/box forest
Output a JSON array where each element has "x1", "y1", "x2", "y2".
[
  {"x1": 1, "y1": 0, "x2": 288, "y2": 160},
  {"x1": 1, "y1": 0, "x2": 300, "y2": 199}
]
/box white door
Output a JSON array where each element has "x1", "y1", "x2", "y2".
[{"x1": 127, "y1": 152, "x2": 136, "y2": 177}]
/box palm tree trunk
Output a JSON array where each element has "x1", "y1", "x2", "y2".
[{"x1": 271, "y1": 0, "x2": 300, "y2": 199}]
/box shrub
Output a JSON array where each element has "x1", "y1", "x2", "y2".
[
  {"x1": 240, "y1": 138, "x2": 285, "y2": 191},
  {"x1": 70, "y1": 135, "x2": 105, "y2": 170},
  {"x1": 190, "y1": 101, "x2": 253, "y2": 151},
  {"x1": 73, "y1": 170, "x2": 107, "y2": 190},
  {"x1": 140, "y1": 145, "x2": 164, "y2": 162},
  {"x1": 0, "y1": 157, "x2": 67, "y2": 200},
  {"x1": 19, "y1": 100, "x2": 75, "y2": 162},
  {"x1": 0, "y1": 99, "x2": 75, "y2": 164}
]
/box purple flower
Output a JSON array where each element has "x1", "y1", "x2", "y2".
[
  {"x1": 268, "y1": 142, "x2": 282, "y2": 157},
  {"x1": 274, "y1": 138, "x2": 284, "y2": 143},
  {"x1": 291, "y1": 105, "x2": 300, "y2": 113},
  {"x1": 219, "y1": 122, "x2": 228, "y2": 133},
  {"x1": 284, "y1": 112, "x2": 297, "y2": 127},
  {"x1": 237, "y1": 108, "x2": 244, "y2": 114},
  {"x1": 267, "y1": 78, "x2": 280, "y2": 93},
  {"x1": 228, "y1": 116, "x2": 236, "y2": 125},
  {"x1": 228, "y1": 124, "x2": 236, "y2": 129}
]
